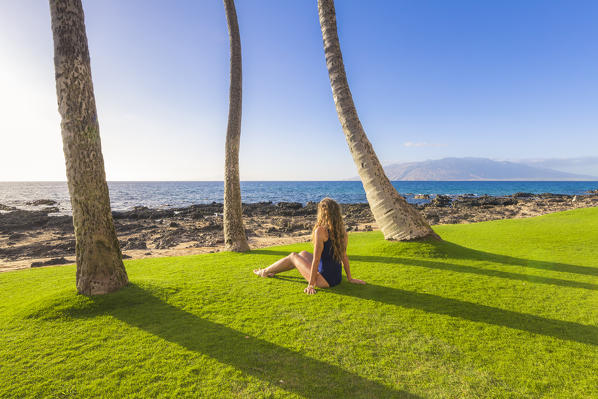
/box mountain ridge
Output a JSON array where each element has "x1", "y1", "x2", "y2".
[{"x1": 348, "y1": 157, "x2": 597, "y2": 181}]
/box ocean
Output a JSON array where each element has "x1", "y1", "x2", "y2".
[{"x1": 1, "y1": 181, "x2": 597, "y2": 215}]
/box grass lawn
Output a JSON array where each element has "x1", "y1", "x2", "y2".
[{"x1": 1, "y1": 208, "x2": 597, "y2": 398}]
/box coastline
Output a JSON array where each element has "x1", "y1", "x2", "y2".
[{"x1": 1, "y1": 193, "x2": 598, "y2": 272}]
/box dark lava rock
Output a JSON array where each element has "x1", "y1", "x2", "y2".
[
  {"x1": 0, "y1": 210, "x2": 51, "y2": 232},
  {"x1": 424, "y1": 213, "x2": 440, "y2": 224},
  {"x1": 202, "y1": 221, "x2": 222, "y2": 231},
  {"x1": 45, "y1": 215, "x2": 73, "y2": 232},
  {"x1": 8, "y1": 232, "x2": 26, "y2": 241},
  {"x1": 1, "y1": 240, "x2": 76, "y2": 260},
  {"x1": 0, "y1": 203, "x2": 17, "y2": 211},
  {"x1": 114, "y1": 222, "x2": 145, "y2": 233},
  {"x1": 169, "y1": 221, "x2": 180, "y2": 228},
  {"x1": 174, "y1": 203, "x2": 223, "y2": 219},
  {"x1": 154, "y1": 238, "x2": 174, "y2": 249},
  {"x1": 431, "y1": 195, "x2": 452, "y2": 207},
  {"x1": 112, "y1": 206, "x2": 175, "y2": 220},
  {"x1": 31, "y1": 257, "x2": 73, "y2": 267},
  {"x1": 450, "y1": 195, "x2": 518, "y2": 208},
  {"x1": 153, "y1": 229, "x2": 189, "y2": 249},
  {"x1": 304, "y1": 201, "x2": 318, "y2": 212},
  {"x1": 277, "y1": 202, "x2": 302, "y2": 210},
  {"x1": 26, "y1": 199, "x2": 58, "y2": 206},
  {"x1": 0, "y1": 208, "x2": 68, "y2": 234},
  {"x1": 341, "y1": 204, "x2": 372, "y2": 221},
  {"x1": 286, "y1": 222, "x2": 309, "y2": 233},
  {"x1": 479, "y1": 195, "x2": 517, "y2": 206},
  {"x1": 121, "y1": 238, "x2": 147, "y2": 250},
  {"x1": 121, "y1": 254, "x2": 132, "y2": 259},
  {"x1": 111, "y1": 201, "x2": 320, "y2": 221},
  {"x1": 512, "y1": 192, "x2": 534, "y2": 198},
  {"x1": 539, "y1": 193, "x2": 568, "y2": 199},
  {"x1": 273, "y1": 202, "x2": 310, "y2": 216},
  {"x1": 452, "y1": 198, "x2": 478, "y2": 208}
]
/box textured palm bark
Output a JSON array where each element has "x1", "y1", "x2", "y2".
[
  {"x1": 318, "y1": 0, "x2": 439, "y2": 241},
  {"x1": 223, "y1": 0, "x2": 250, "y2": 252},
  {"x1": 50, "y1": 0, "x2": 128, "y2": 294}
]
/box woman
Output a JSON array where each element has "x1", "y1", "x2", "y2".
[{"x1": 253, "y1": 197, "x2": 366, "y2": 294}]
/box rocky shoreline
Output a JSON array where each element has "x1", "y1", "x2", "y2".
[{"x1": 1, "y1": 192, "x2": 598, "y2": 271}]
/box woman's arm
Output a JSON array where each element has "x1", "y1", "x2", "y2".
[
  {"x1": 305, "y1": 227, "x2": 325, "y2": 294},
  {"x1": 342, "y1": 234, "x2": 366, "y2": 285}
]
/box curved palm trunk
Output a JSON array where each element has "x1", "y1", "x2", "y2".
[
  {"x1": 318, "y1": 0, "x2": 439, "y2": 241},
  {"x1": 223, "y1": 0, "x2": 250, "y2": 252},
  {"x1": 49, "y1": 0, "x2": 128, "y2": 294}
]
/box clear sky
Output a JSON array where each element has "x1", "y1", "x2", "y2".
[{"x1": 1, "y1": 0, "x2": 597, "y2": 181}]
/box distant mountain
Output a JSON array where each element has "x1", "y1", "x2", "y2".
[
  {"x1": 517, "y1": 157, "x2": 598, "y2": 177},
  {"x1": 349, "y1": 157, "x2": 596, "y2": 181}
]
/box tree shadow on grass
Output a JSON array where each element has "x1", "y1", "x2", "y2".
[
  {"x1": 250, "y1": 241, "x2": 598, "y2": 291},
  {"x1": 349, "y1": 255, "x2": 598, "y2": 291},
  {"x1": 432, "y1": 241, "x2": 598, "y2": 277},
  {"x1": 272, "y1": 275, "x2": 598, "y2": 346},
  {"x1": 64, "y1": 284, "x2": 419, "y2": 399}
]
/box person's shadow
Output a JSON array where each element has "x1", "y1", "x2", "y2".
[
  {"x1": 59, "y1": 284, "x2": 420, "y2": 399},
  {"x1": 250, "y1": 240, "x2": 598, "y2": 282},
  {"x1": 252, "y1": 242, "x2": 598, "y2": 347}
]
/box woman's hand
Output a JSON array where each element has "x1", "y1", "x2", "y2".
[
  {"x1": 304, "y1": 285, "x2": 317, "y2": 294},
  {"x1": 348, "y1": 278, "x2": 366, "y2": 285}
]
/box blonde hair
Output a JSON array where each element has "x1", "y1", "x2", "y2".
[{"x1": 312, "y1": 198, "x2": 346, "y2": 263}]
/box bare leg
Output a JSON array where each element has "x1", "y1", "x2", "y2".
[
  {"x1": 253, "y1": 250, "x2": 329, "y2": 287},
  {"x1": 298, "y1": 250, "x2": 313, "y2": 265},
  {"x1": 288, "y1": 252, "x2": 329, "y2": 288},
  {"x1": 254, "y1": 250, "x2": 313, "y2": 277},
  {"x1": 253, "y1": 254, "x2": 295, "y2": 277}
]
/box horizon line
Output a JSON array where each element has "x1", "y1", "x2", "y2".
[{"x1": 2, "y1": 179, "x2": 598, "y2": 183}]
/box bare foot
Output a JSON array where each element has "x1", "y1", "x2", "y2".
[{"x1": 253, "y1": 268, "x2": 273, "y2": 277}]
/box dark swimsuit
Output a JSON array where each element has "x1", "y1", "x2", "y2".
[{"x1": 318, "y1": 237, "x2": 342, "y2": 287}]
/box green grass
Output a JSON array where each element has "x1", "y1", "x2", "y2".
[{"x1": 1, "y1": 208, "x2": 597, "y2": 398}]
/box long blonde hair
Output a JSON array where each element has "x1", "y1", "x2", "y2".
[{"x1": 312, "y1": 198, "x2": 346, "y2": 263}]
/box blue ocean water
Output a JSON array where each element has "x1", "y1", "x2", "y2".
[{"x1": 1, "y1": 181, "x2": 597, "y2": 215}]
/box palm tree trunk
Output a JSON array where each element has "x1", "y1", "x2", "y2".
[
  {"x1": 318, "y1": 0, "x2": 439, "y2": 241},
  {"x1": 223, "y1": 0, "x2": 250, "y2": 252},
  {"x1": 49, "y1": 0, "x2": 128, "y2": 294}
]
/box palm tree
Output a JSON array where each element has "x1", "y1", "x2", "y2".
[
  {"x1": 49, "y1": 0, "x2": 129, "y2": 294},
  {"x1": 318, "y1": 0, "x2": 439, "y2": 241},
  {"x1": 222, "y1": 0, "x2": 250, "y2": 252}
]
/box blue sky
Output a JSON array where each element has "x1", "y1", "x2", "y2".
[{"x1": 1, "y1": 0, "x2": 597, "y2": 181}]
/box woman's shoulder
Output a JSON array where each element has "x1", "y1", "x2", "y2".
[{"x1": 314, "y1": 225, "x2": 328, "y2": 239}]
